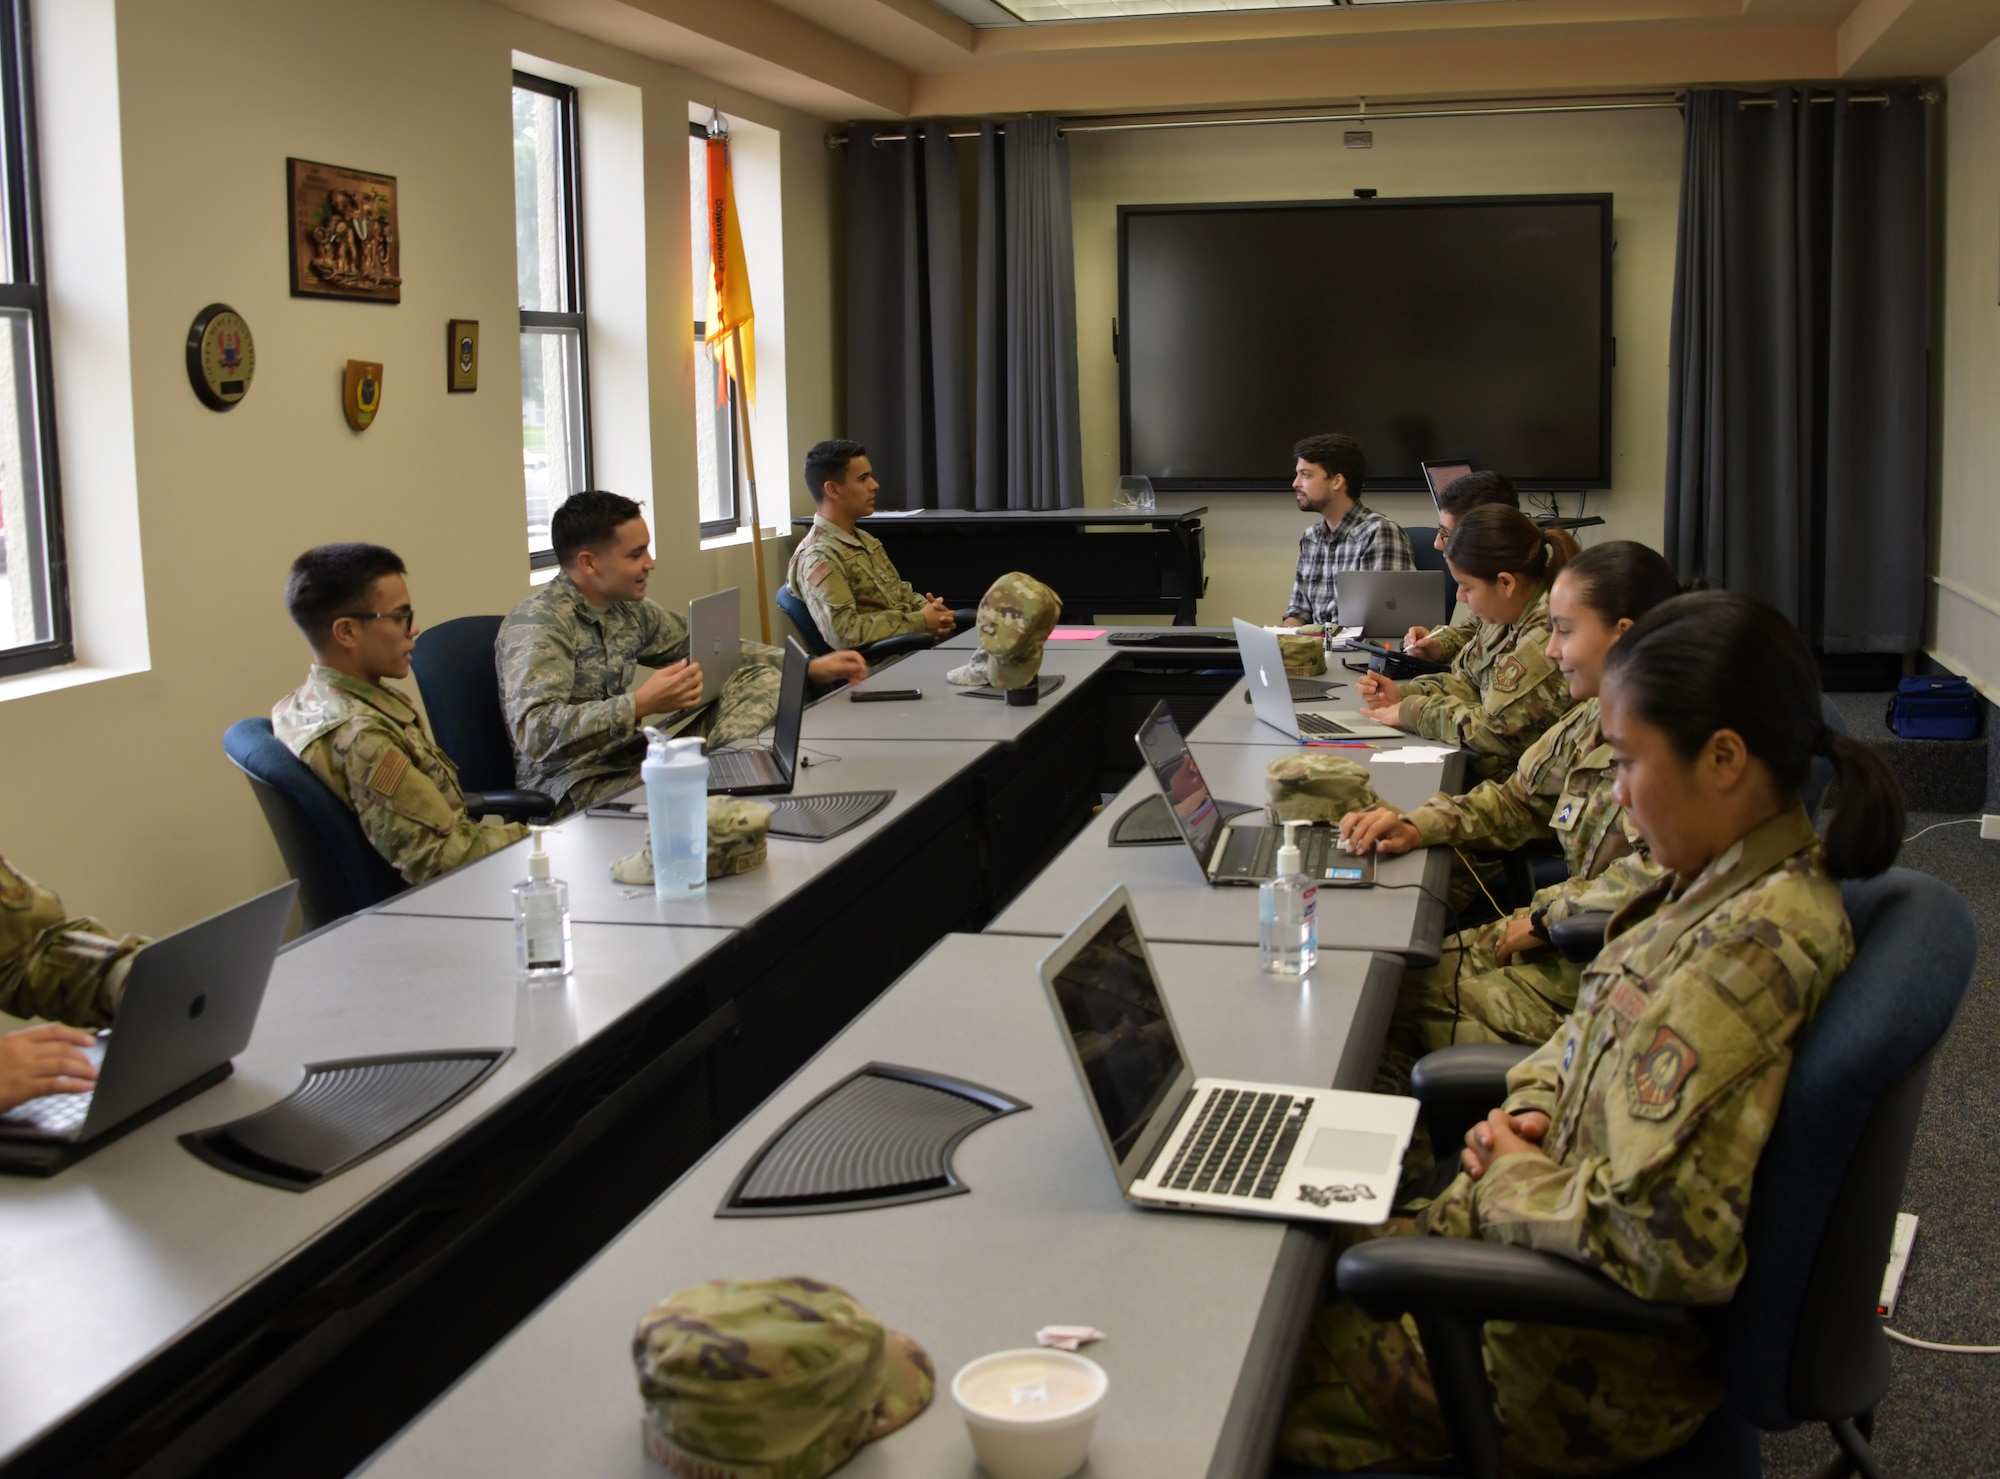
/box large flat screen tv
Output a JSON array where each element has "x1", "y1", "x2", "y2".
[{"x1": 1118, "y1": 194, "x2": 1612, "y2": 491}]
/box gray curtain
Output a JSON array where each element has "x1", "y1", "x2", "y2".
[
  {"x1": 975, "y1": 119, "x2": 1084, "y2": 510},
  {"x1": 1664, "y1": 86, "x2": 1929, "y2": 653},
  {"x1": 844, "y1": 122, "x2": 971, "y2": 509}
]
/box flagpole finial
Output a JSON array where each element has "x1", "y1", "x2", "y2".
[{"x1": 706, "y1": 105, "x2": 728, "y2": 140}]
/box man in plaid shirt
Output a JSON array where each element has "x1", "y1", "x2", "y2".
[{"x1": 1280, "y1": 433, "x2": 1415, "y2": 626}]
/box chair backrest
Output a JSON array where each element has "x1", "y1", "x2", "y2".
[
  {"x1": 222, "y1": 718, "x2": 407, "y2": 932},
  {"x1": 1401, "y1": 525, "x2": 1457, "y2": 627},
  {"x1": 774, "y1": 585, "x2": 832, "y2": 657},
  {"x1": 1707, "y1": 867, "x2": 1975, "y2": 1428},
  {"x1": 408, "y1": 615, "x2": 516, "y2": 794},
  {"x1": 1803, "y1": 692, "x2": 1847, "y2": 817}
]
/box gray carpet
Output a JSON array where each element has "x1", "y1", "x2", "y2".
[{"x1": 1762, "y1": 810, "x2": 2000, "y2": 1478}]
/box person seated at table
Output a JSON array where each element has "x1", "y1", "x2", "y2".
[
  {"x1": 0, "y1": 852, "x2": 145, "y2": 1111},
  {"x1": 1279, "y1": 589, "x2": 1902, "y2": 1475},
  {"x1": 501, "y1": 491, "x2": 866, "y2": 817},
  {"x1": 1401, "y1": 469, "x2": 1519, "y2": 663},
  {"x1": 1355, "y1": 505, "x2": 1577, "y2": 781},
  {"x1": 1278, "y1": 433, "x2": 1414, "y2": 628},
  {"x1": 1339, "y1": 541, "x2": 1681, "y2": 1098},
  {"x1": 274, "y1": 544, "x2": 530, "y2": 884},
  {"x1": 785, "y1": 440, "x2": 957, "y2": 651}
]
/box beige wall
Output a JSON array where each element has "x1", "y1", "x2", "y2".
[
  {"x1": 0, "y1": 0, "x2": 839, "y2": 937},
  {"x1": 1066, "y1": 108, "x2": 1685, "y2": 623},
  {"x1": 1929, "y1": 33, "x2": 2000, "y2": 697}
]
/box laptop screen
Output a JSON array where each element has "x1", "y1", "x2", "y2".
[
  {"x1": 772, "y1": 637, "x2": 810, "y2": 781},
  {"x1": 1046, "y1": 903, "x2": 1187, "y2": 1161},
  {"x1": 1136, "y1": 702, "x2": 1220, "y2": 866},
  {"x1": 1421, "y1": 461, "x2": 1474, "y2": 509}
]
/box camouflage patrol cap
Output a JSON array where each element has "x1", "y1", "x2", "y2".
[
  {"x1": 634, "y1": 1277, "x2": 934, "y2": 1479},
  {"x1": 708, "y1": 797, "x2": 771, "y2": 879},
  {"x1": 1264, "y1": 752, "x2": 1383, "y2": 824},
  {"x1": 977, "y1": 572, "x2": 1062, "y2": 690},
  {"x1": 1275, "y1": 628, "x2": 1328, "y2": 678}
]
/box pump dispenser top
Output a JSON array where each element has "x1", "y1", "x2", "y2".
[{"x1": 527, "y1": 826, "x2": 553, "y2": 881}]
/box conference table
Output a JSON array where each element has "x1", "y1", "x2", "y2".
[{"x1": 0, "y1": 634, "x2": 1474, "y2": 1479}]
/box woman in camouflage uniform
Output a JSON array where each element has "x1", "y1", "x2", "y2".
[
  {"x1": 1342, "y1": 542, "x2": 1683, "y2": 1093},
  {"x1": 1355, "y1": 505, "x2": 1581, "y2": 782},
  {"x1": 1280, "y1": 591, "x2": 1905, "y2": 1474}
]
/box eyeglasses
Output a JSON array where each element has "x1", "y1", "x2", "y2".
[{"x1": 337, "y1": 606, "x2": 416, "y2": 634}]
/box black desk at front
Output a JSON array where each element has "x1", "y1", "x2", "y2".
[{"x1": 791, "y1": 505, "x2": 1209, "y2": 624}]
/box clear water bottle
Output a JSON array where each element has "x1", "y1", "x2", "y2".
[
  {"x1": 643, "y1": 734, "x2": 708, "y2": 900},
  {"x1": 1259, "y1": 820, "x2": 1318, "y2": 976}
]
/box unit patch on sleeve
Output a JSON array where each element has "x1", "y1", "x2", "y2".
[
  {"x1": 1493, "y1": 655, "x2": 1526, "y2": 693},
  {"x1": 1627, "y1": 1025, "x2": 1699, "y2": 1120},
  {"x1": 806, "y1": 561, "x2": 831, "y2": 587},
  {"x1": 367, "y1": 748, "x2": 410, "y2": 798}
]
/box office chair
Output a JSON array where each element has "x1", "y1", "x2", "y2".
[
  {"x1": 773, "y1": 584, "x2": 943, "y2": 666},
  {"x1": 407, "y1": 615, "x2": 554, "y2": 822},
  {"x1": 1402, "y1": 524, "x2": 1458, "y2": 627},
  {"x1": 223, "y1": 718, "x2": 408, "y2": 933},
  {"x1": 1276, "y1": 866, "x2": 1974, "y2": 1479}
]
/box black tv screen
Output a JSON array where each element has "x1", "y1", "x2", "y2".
[{"x1": 1118, "y1": 195, "x2": 1612, "y2": 490}]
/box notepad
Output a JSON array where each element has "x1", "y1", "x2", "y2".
[{"x1": 1047, "y1": 628, "x2": 1107, "y2": 640}]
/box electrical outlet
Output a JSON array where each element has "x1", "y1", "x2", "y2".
[{"x1": 1982, "y1": 815, "x2": 2000, "y2": 841}]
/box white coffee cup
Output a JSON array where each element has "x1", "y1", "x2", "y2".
[{"x1": 950, "y1": 1348, "x2": 1109, "y2": 1479}]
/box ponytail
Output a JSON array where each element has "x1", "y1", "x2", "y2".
[
  {"x1": 1603, "y1": 591, "x2": 1905, "y2": 880},
  {"x1": 1444, "y1": 505, "x2": 1578, "y2": 586}
]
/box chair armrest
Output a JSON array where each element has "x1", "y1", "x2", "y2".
[
  {"x1": 952, "y1": 606, "x2": 980, "y2": 631},
  {"x1": 462, "y1": 789, "x2": 556, "y2": 823},
  {"x1": 1338, "y1": 1238, "x2": 1698, "y2": 1338},
  {"x1": 1551, "y1": 911, "x2": 1613, "y2": 963},
  {"x1": 1410, "y1": 1044, "x2": 1535, "y2": 1154},
  {"x1": 856, "y1": 633, "x2": 937, "y2": 665}
]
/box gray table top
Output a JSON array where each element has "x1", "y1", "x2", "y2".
[
  {"x1": 937, "y1": 625, "x2": 1247, "y2": 654},
  {"x1": 808, "y1": 648, "x2": 1118, "y2": 744},
  {"x1": 0, "y1": 912, "x2": 735, "y2": 1466},
  {"x1": 362, "y1": 931, "x2": 1402, "y2": 1479},
  {"x1": 381, "y1": 739, "x2": 995, "y2": 927},
  {"x1": 987, "y1": 744, "x2": 1455, "y2": 960}
]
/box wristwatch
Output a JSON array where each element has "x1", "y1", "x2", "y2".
[{"x1": 1528, "y1": 905, "x2": 1552, "y2": 941}]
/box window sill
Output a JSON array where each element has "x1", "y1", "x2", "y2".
[
  {"x1": 699, "y1": 522, "x2": 785, "y2": 553},
  {"x1": 0, "y1": 659, "x2": 148, "y2": 705}
]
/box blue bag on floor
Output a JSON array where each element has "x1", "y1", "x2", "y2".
[{"x1": 1885, "y1": 677, "x2": 1981, "y2": 740}]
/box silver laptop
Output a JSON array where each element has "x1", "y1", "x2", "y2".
[
  {"x1": 1232, "y1": 620, "x2": 1401, "y2": 741},
  {"x1": 689, "y1": 588, "x2": 743, "y2": 706},
  {"x1": 1420, "y1": 459, "x2": 1474, "y2": 511},
  {"x1": 1331, "y1": 571, "x2": 1453, "y2": 637},
  {"x1": 704, "y1": 636, "x2": 809, "y2": 797},
  {"x1": 1136, "y1": 701, "x2": 1374, "y2": 888},
  {"x1": 0, "y1": 883, "x2": 297, "y2": 1173},
  {"x1": 1038, "y1": 886, "x2": 1416, "y2": 1224}
]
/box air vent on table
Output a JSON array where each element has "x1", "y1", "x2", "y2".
[{"x1": 766, "y1": 790, "x2": 894, "y2": 841}]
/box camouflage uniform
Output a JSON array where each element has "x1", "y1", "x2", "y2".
[
  {"x1": 272, "y1": 666, "x2": 528, "y2": 885},
  {"x1": 1426, "y1": 611, "x2": 1480, "y2": 662},
  {"x1": 608, "y1": 796, "x2": 773, "y2": 884},
  {"x1": 1264, "y1": 752, "x2": 1383, "y2": 823},
  {"x1": 0, "y1": 856, "x2": 142, "y2": 1028},
  {"x1": 1374, "y1": 699, "x2": 1666, "y2": 1091},
  {"x1": 633, "y1": 1276, "x2": 934, "y2": 1477},
  {"x1": 497, "y1": 574, "x2": 782, "y2": 816},
  {"x1": 785, "y1": 513, "x2": 929, "y2": 650},
  {"x1": 946, "y1": 571, "x2": 1061, "y2": 690},
  {"x1": 1282, "y1": 806, "x2": 1851, "y2": 1474},
  {"x1": 1396, "y1": 585, "x2": 1575, "y2": 782}
]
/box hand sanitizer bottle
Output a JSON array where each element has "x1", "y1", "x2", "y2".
[
  {"x1": 513, "y1": 826, "x2": 571, "y2": 978},
  {"x1": 646, "y1": 735, "x2": 708, "y2": 900},
  {"x1": 1259, "y1": 820, "x2": 1318, "y2": 977}
]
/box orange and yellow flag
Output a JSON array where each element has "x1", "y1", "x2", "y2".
[{"x1": 704, "y1": 135, "x2": 755, "y2": 407}]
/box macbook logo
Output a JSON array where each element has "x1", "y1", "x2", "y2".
[{"x1": 1259, "y1": 664, "x2": 1269, "y2": 688}]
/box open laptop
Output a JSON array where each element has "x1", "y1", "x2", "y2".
[
  {"x1": 688, "y1": 588, "x2": 743, "y2": 707},
  {"x1": 1420, "y1": 460, "x2": 1474, "y2": 510},
  {"x1": 1232, "y1": 620, "x2": 1402, "y2": 742},
  {"x1": 1332, "y1": 571, "x2": 1453, "y2": 637},
  {"x1": 0, "y1": 882, "x2": 297, "y2": 1176},
  {"x1": 705, "y1": 635, "x2": 809, "y2": 797},
  {"x1": 1038, "y1": 886, "x2": 1416, "y2": 1223},
  {"x1": 1136, "y1": 701, "x2": 1375, "y2": 888}
]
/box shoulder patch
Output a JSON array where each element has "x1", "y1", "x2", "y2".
[
  {"x1": 367, "y1": 748, "x2": 410, "y2": 798},
  {"x1": 806, "y1": 562, "x2": 831, "y2": 587},
  {"x1": 1627, "y1": 1025, "x2": 1699, "y2": 1120},
  {"x1": 1493, "y1": 654, "x2": 1526, "y2": 693},
  {"x1": 0, "y1": 857, "x2": 31, "y2": 910}
]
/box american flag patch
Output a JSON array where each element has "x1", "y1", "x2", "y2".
[{"x1": 367, "y1": 748, "x2": 410, "y2": 797}]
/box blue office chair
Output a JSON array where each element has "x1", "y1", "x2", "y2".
[
  {"x1": 1402, "y1": 524, "x2": 1458, "y2": 627},
  {"x1": 774, "y1": 584, "x2": 942, "y2": 666},
  {"x1": 1278, "y1": 866, "x2": 1975, "y2": 1479},
  {"x1": 407, "y1": 615, "x2": 553, "y2": 822},
  {"x1": 223, "y1": 718, "x2": 408, "y2": 933}
]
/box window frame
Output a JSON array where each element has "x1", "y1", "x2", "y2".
[
  {"x1": 690, "y1": 121, "x2": 740, "y2": 540},
  {"x1": 0, "y1": 0, "x2": 69, "y2": 678},
  {"x1": 515, "y1": 70, "x2": 592, "y2": 573}
]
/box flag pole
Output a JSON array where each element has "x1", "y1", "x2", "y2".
[{"x1": 730, "y1": 325, "x2": 771, "y2": 644}]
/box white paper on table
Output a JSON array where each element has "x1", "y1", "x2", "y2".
[
  {"x1": 1369, "y1": 746, "x2": 1457, "y2": 764},
  {"x1": 1035, "y1": 1325, "x2": 1106, "y2": 1351}
]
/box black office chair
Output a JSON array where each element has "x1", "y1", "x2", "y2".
[
  {"x1": 1403, "y1": 524, "x2": 1458, "y2": 627},
  {"x1": 773, "y1": 584, "x2": 942, "y2": 666},
  {"x1": 407, "y1": 615, "x2": 554, "y2": 822},
  {"x1": 1278, "y1": 866, "x2": 1975, "y2": 1479},
  {"x1": 223, "y1": 718, "x2": 408, "y2": 932}
]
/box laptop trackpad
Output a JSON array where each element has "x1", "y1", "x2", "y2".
[{"x1": 1303, "y1": 1127, "x2": 1400, "y2": 1176}]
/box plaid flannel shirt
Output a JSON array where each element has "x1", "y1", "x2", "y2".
[{"x1": 1284, "y1": 502, "x2": 1416, "y2": 624}]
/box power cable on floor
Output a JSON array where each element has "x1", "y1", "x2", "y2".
[
  {"x1": 1884, "y1": 1329, "x2": 2000, "y2": 1355},
  {"x1": 1902, "y1": 817, "x2": 1983, "y2": 843}
]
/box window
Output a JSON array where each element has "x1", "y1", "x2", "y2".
[
  {"x1": 690, "y1": 122, "x2": 738, "y2": 537},
  {"x1": 0, "y1": 0, "x2": 66, "y2": 677},
  {"x1": 513, "y1": 73, "x2": 590, "y2": 570}
]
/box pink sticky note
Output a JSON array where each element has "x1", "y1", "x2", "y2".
[{"x1": 1046, "y1": 628, "x2": 1107, "y2": 640}]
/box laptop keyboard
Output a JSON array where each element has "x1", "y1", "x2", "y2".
[
  {"x1": 1217, "y1": 825, "x2": 1335, "y2": 879},
  {"x1": 707, "y1": 749, "x2": 766, "y2": 788},
  {"x1": 1107, "y1": 632, "x2": 1237, "y2": 648},
  {"x1": 1296, "y1": 712, "x2": 1360, "y2": 737},
  {"x1": 1159, "y1": 1088, "x2": 1315, "y2": 1200},
  {"x1": 0, "y1": 1087, "x2": 91, "y2": 1138}
]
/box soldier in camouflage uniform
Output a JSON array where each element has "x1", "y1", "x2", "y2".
[
  {"x1": 0, "y1": 854, "x2": 142, "y2": 1109},
  {"x1": 499, "y1": 492, "x2": 865, "y2": 817},
  {"x1": 632, "y1": 1276, "x2": 933, "y2": 1477},
  {"x1": 1401, "y1": 470, "x2": 1520, "y2": 665},
  {"x1": 785, "y1": 440, "x2": 956, "y2": 650}
]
